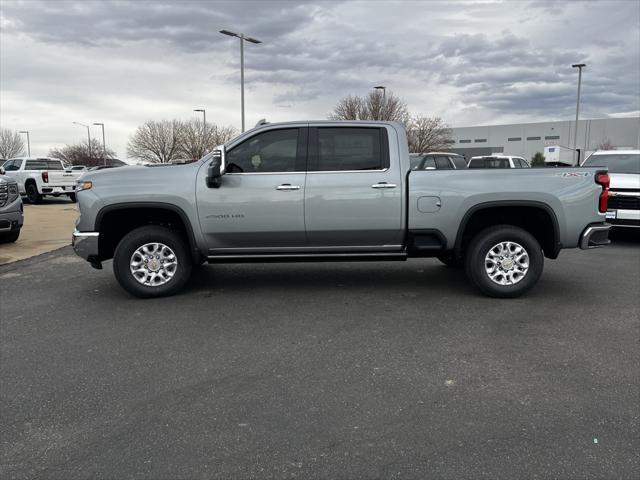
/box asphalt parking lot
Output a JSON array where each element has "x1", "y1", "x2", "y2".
[{"x1": 1, "y1": 233, "x2": 639, "y2": 479}]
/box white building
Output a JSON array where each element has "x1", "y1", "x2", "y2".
[{"x1": 449, "y1": 117, "x2": 640, "y2": 164}]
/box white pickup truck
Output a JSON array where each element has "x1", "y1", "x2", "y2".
[{"x1": 1, "y1": 157, "x2": 83, "y2": 203}]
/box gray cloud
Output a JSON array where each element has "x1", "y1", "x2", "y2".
[{"x1": 1, "y1": 0, "x2": 638, "y2": 158}]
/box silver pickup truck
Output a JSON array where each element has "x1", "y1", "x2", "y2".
[{"x1": 72, "y1": 121, "x2": 611, "y2": 298}]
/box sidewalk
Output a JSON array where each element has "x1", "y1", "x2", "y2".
[{"x1": 0, "y1": 200, "x2": 77, "y2": 265}]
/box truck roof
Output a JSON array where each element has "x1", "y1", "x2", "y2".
[{"x1": 589, "y1": 149, "x2": 640, "y2": 155}]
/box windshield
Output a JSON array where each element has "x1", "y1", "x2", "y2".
[{"x1": 583, "y1": 153, "x2": 640, "y2": 174}]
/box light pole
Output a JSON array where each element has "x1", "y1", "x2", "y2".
[
  {"x1": 19, "y1": 131, "x2": 30, "y2": 157},
  {"x1": 220, "y1": 29, "x2": 262, "y2": 132},
  {"x1": 194, "y1": 109, "x2": 206, "y2": 127},
  {"x1": 572, "y1": 63, "x2": 586, "y2": 165},
  {"x1": 73, "y1": 122, "x2": 92, "y2": 163},
  {"x1": 374, "y1": 85, "x2": 386, "y2": 120},
  {"x1": 93, "y1": 123, "x2": 106, "y2": 166}
]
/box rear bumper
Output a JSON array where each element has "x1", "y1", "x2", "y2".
[
  {"x1": 579, "y1": 223, "x2": 611, "y2": 249},
  {"x1": 72, "y1": 230, "x2": 99, "y2": 262},
  {"x1": 41, "y1": 185, "x2": 76, "y2": 194}
]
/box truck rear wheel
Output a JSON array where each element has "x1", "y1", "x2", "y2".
[
  {"x1": 464, "y1": 225, "x2": 543, "y2": 298},
  {"x1": 113, "y1": 226, "x2": 192, "y2": 298},
  {"x1": 26, "y1": 183, "x2": 41, "y2": 204}
]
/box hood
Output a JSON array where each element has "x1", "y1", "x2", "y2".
[
  {"x1": 609, "y1": 173, "x2": 640, "y2": 191},
  {"x1": 0, "y1": 174, "x2": 16, "y2": 186},
  {"x1": 81, "y1": 162, "x2": 202, "y2": 186}
]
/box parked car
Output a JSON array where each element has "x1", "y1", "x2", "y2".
[
  {"x1": 468, "y1": 155, "x2": 531, "y2": 169},
  {"x1": 582, "y1": 150, "x2": 640, "y2": 228},
  {"x1": 410, "y1": 152, "x2": 467, "y2": 170},
  {"x1": 0, "y1": 166, "x2": 24, "y2": 243},
  {"x1": 73, "y1": 121, "x2": 611, "y2": 299},
  {"x1": 1, "y1": 157, "x2": 83, "y2": 203}
]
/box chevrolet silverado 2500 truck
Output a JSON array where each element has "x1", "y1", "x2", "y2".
[{"x1": 72, "y1": 121, "x2": 611, "y2": 298}]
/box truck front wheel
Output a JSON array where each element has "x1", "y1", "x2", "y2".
[
  {"x1": 113, "y1": 226, "x2": 192, "y2": 298},
  {"x1": 465, "y1": 225, "x2": 543, "y2": 298}
]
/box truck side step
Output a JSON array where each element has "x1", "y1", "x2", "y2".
[{"x1": 206, "y1": 252, "x2": 408, "y2": 263}]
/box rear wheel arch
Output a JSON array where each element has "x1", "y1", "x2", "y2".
[
  {"x1": 454, "y1": 201, "x2": 561, "y2": 260},
  {"x1": 94, "y1": 202, "x2": 202, "y2": 264}
]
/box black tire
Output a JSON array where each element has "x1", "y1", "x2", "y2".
[
  {"x1": 464, "y1": 225, "x2": 543, "y2": 298},
  {"x1": 0, "y1": 229, "x2": 20, "y2": 244},
  {"x1": 26, "y1": 183, "x2": 41, "y2": 204},
  {"x1": 113, "y1": 226, "x2": 192, "y2": 298},
  {"x1": 68, "y1": 193, "x2": 77, "y2": 203},
  {"x1": 437, "y1": 253, "x2": 462, "y2": 268}
]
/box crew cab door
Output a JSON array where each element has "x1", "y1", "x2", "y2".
[
  {"x1": 196, "y1": 127, "x2": 308, "y2": 253},
  {"x1": 304, "y1": 126, "x2": 403, "y2": 249}
]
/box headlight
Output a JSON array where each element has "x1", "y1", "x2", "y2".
[
  {"x1": 8, "y1": 184, "x2": 18, "y2": 203},
  {"x1": 76, "y1": 181, "x2": 93, "y2": 192}
]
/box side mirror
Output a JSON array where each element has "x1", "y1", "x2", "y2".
[
  {"x1": 0, "y1": 167, "x2": 5, "y2": 175},
  {"x1": 206, "y1": 149, "x2": 225, "y2": 188}
]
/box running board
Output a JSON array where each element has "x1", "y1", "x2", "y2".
[{"x1": 206, "y1": 252, "x2": 408, "y2": 264}]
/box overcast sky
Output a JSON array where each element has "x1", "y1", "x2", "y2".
[{"x1": 1, "y1": 0, "x2": 639, "y2": 160}]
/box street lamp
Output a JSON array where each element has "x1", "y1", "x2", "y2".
[
  {"x1": 194, "y1": 109, "x2": 206, "y2": 127},
  {"x1": 18, "y1": 131, "x2": 30, "y2": 157},
  {"x1": 373, "y1": 85, "x2": 387, "y2": 120},
  {"x1": 93, "y1": 123, "x2": 106, "y2": 166},
  {"x1": 572, "y1": 63, "x2": 586, "y2": 165},
  {"x1": 374, "y1": 85, "x2": 386, "y2": 100},
  {"x1": 73, "y1": 122, "x2": 92, "y2": 163},
  {"x1": 220, "y1": 29, "x2": 262, "y2": 132}
]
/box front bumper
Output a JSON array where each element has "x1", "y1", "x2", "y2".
[
  {"x1": 72, "y1": 230, "x2": 100, "y2": 264},
  {"x1": 0, "y1": 206, "x2": 24, "y2": 232},
  {"x1": 579, "y1": 223, "x2": 611, "y2": 249}
]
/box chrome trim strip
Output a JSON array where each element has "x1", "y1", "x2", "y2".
[
  {"x1": 207, "y1": 252, "x2": 407, "y2": 260},
  {"x1": 225, "y1": 168, "x2": 390, "y2": 175},
  {"x1": 73, "y1": 231, "x2": 99, "y2": 237},
  {"x1": 209, "y1": 245, "x2": 403, "y2": 253}
]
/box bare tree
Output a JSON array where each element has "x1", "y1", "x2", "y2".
[
  {"x1": 329, "y1": 95, "x2": 364, "y2": 121},
  {"x1": 49, "y1": 139, "x2": 117, "y2": 166},
  {"x1": 0, "y1": 128, "x2": 26, "y2": 159},
  {"x1": 406, "y1": 116, "x2": 454, "y2": 153},
  {"x1": 597, "y1": 138, "x2": 615, "y2": 150},
  {"x1": 127, "y1": 120, "x2": 184, "y2": 164},
  {"x1": 179, "y1": 120, "x2": 238, "y2": 160},
  {"x1": 329, "y1": 90, "x2": 409, "y2": 124}
]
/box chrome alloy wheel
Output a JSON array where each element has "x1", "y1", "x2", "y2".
[
  {"x1": 484, "y1": 241, "x2": 530, "y2": 286},
  {"x1": 129, "y1": 242, "x2": 178, "y2": 287}
]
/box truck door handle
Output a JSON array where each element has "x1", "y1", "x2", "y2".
[
  {"x1": 276, "y1": 184, "x2": 301, "y2": 191},
  {"x1": 371, "y1": 182, "x2": 397, "y2": 189}
]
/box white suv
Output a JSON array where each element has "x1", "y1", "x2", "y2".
[
  {"x1": 468, "y1": 155, "x2": 530, "y2": 169},
  {"x1": 582, "y1": 150, "x2": 640, "y2": 228}
]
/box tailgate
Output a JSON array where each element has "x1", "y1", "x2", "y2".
[{"x1": 47, "y1": 171, "x2": 80, "y2": 186}]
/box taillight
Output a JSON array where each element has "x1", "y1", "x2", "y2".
[
  {"x1": 595, "y1": 171, "x2": 609, "y2": 213},
  {"x1": 41, "y1": 171, "x2": 49, "y2": 183}
]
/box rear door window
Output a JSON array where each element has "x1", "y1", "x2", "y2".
[
  {"x1": 434, "y1": 156, "x2": 453, "y2": 169},
  {"x1": 312, "y1": 127, "x2": 389, "y2": 171}
]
